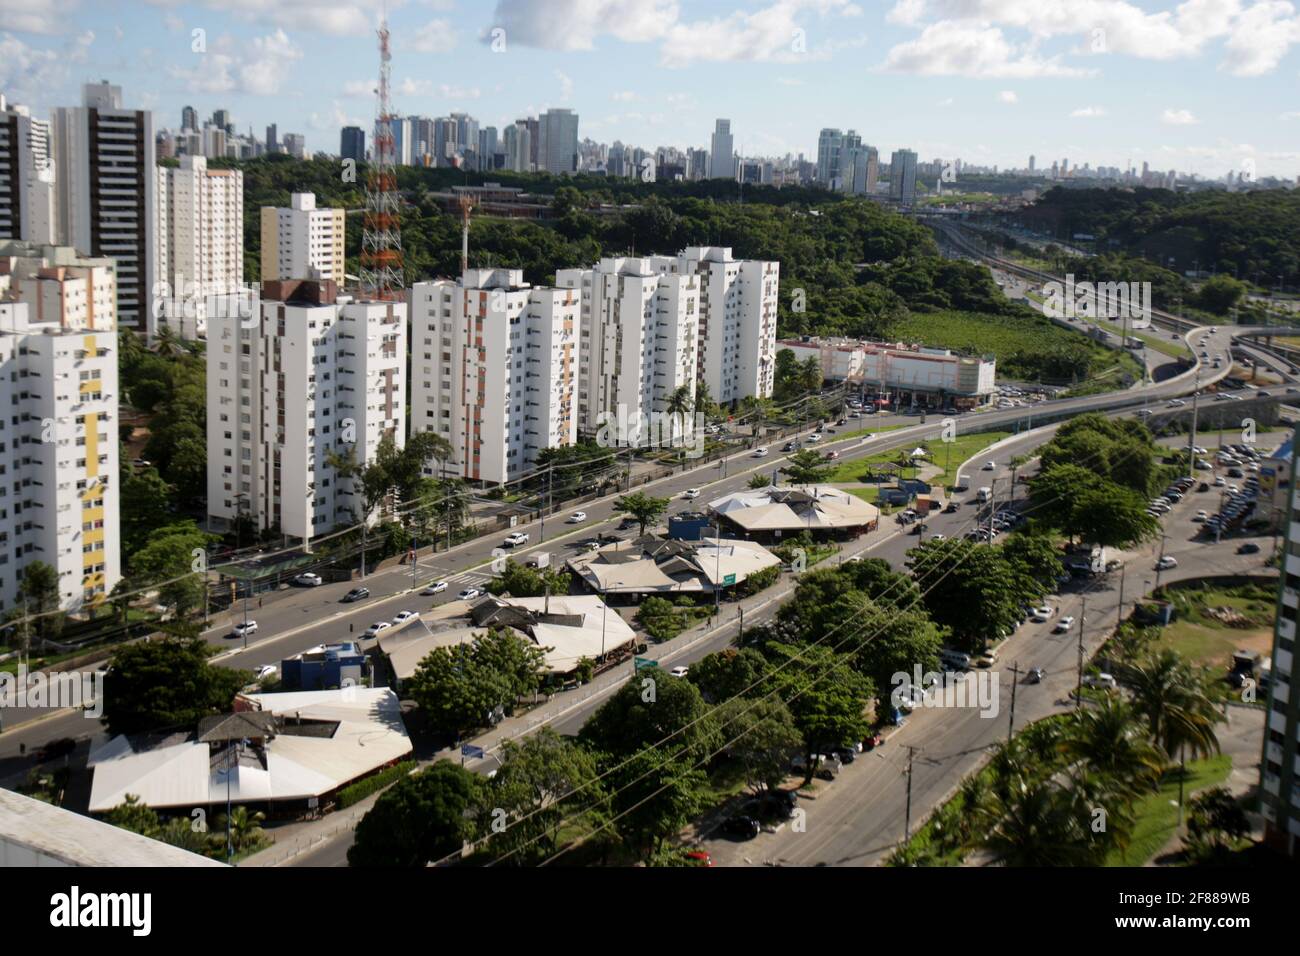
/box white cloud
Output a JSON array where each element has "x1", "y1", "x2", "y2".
[
  {"x1": 1162, "y1": 108, "x2": 1200, "y2": 125},
  {"x1": 167, "y1": 29, "x2": 302, "y2": 96},
  {"x1": 611, "y1": 90, "x2": 637, "y2": 102},
  {"x1": 880, "y1": 20, "x2": 1093, "y2": 76},
  {"x1": 170, "y1": 0, "x2": 373, "y2": 38},
  {"x1": 407, "y1": 18, "x2": 458, "y2": 54},
  {"x1": 0, "y1": 0, "x2": 68, "y2": 35},
  {"x1": 1071, "y1": 105, "x2": 1107, "y2": 117},
  {"x1": 555, "y1": 69, "x2": 574, "y2": 100},
  {"x1": 1219, "y1": 0, "x2": 1300, "y2": 75},
  {"x1": 0, "y1": 31, "x2": 93, "y2": 104},
  {"x1": 999, "y1": 89, "x2": 1018, "y2": 102},
  {"x1": 486, "y1": 0, "x2": 678, "y2": 51}
]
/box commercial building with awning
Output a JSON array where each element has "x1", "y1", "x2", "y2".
[
  {"x1": 567, "y1": 534, "x2": 781, "y2": 596},
  {"x1": 706, "y1": 485, "x2": 879, "y2": 540}
]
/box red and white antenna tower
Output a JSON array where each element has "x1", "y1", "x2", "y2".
[{"x1": 360, "y1": 15, "x2": 403, "y2": 301}]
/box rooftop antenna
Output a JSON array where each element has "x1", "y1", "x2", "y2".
[{"x1": 360, "y1": 9, "x2": 404, "y2": 301}]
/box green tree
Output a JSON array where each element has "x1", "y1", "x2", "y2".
[
  {"x1": 16, "y1": 560, "x2": 64, "y2": 649},
  {"x1": 907, "y1": 538, "x2": 1035, "y2": 651},
  {"x1": 485, "y1": 559, "x2": 572, "y2": 599},
  {"x1": 104, "y1": 794, "x2": 161, "y2": 838},
  {"x1": 606, "y1": 749, "x2": 710, "y2": 861},
  {"x1": 1197, "y1": 274, "x2": 1247, "y2": 316},
  {"x1": 580, "y1": 669, "x2": 718, "y2": 761},
  {"x1": 408, "y1": 628, "x2": 545, "y2": 738},
  {"x1": 349, "y1": 762, "x2": 486, "y2": 867},
  {"x1": 1057, "y1": 696, "x2": 1164, "y2": 796},
  {"x1": 687, "y1": 648, "x2": 771, "y2": 703},
  {"x1": 765, "y1": 642, "x2": 871, "y2": 781},
  {"x1": 714, "y1": 696, "x2": 803, "y2": 793},
  {"x1": 212, "y1": 805, "x2": 267, "y2": 855},
  {"x1": 101, "y1": 638, "x2": 251, "y2": 737},
  {"x1": 1001, "y1": 532, "x2": 1065, "y2": 596},
  {"x1": 1185, "y1": 787, "x2": 1250, "y2": 861},
  {"x1": 780, "y1": 449, "x2": 833, "y2": 485},
  {"x1": 122, "y1": 521, "x2": 214, "y2": 617},
  {"x1": 1119, "y1": 649, "x2": 1223, "y2": 761},
  {"x1": 664, "y1": 384, "x2": 695, "y2": 446},
  {"x1": 612, "y1": 491, "x2": 670, "y2": 536}
]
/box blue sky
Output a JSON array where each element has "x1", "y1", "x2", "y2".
[{"x1": 1, "y1": 0, "x2": 1297, "y2": 177}]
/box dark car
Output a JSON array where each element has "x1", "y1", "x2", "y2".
[
  {"x1": 720, "y1": 815, "x2": 761, "y2": 840},
  {"x1": 944, "y1": 501, "x2": 961, "y2": 513},
  {"x1": 342, "y1": 587, "x2": 370, "y2": 603},
  {"x1": 1237, "y1": 543, "x2": 1261, "y2": 554},
  {"x1": 826, "y1": 745, "x2": 856, "y2": 764},
  {"x1": 1025, "y1": 667, "x2": 1045, "y2": 684},
  {"x1": 35, "y1": 737, "x2": 78, "y2": 762},
  {"x1": 742, "y1": 792, "x2": 797, "y2": 821},
  {"x1": 1227, "y1": 468, "x2": 1244, "y2": 479}
]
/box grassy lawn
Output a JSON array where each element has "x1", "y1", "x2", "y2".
[
  {"x1": 1151, "y1": 582, "x2": 1277, "y2": 671},
  {"x1": 1105, "y1": 755, "x2": 1233, "y2": 867},
  {"x1": 825, "y1": 430, "x2": 1012, "y2": 492}
]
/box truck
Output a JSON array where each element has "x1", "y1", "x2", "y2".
[{"x1": 977, "y1": 487, "x2": 992, "y2": 503}]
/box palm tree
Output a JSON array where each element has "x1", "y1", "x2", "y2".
[
  {"x1": 1119, "y1": 649, "x2": 1223, "y2": 761},
  {"x1": 1058, "y1": 696, "x2": 1164, "y2": 796},
  {"x1": 214, "y1": 805, "x2": 267, "y2": 853},
  {"x1": 780, "y1": 449, "x2": 832, "y2": 486},
  {"x1": 664, "y1": 385, "x2": 694, "y2": 449},
  {"x1": 152, "y1": 324, "x2": 185, "y2": 357},
  {"x1": 694, "y1": 380, "x2": 717, "y2": 423}
]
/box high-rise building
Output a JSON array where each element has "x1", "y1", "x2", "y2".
[
  {"x1": 477, "y1": 127, "x2": 498, "y2": 172},
  {"x1": 0, "y1": 240, "x2": 117, "y2": 331},
  {"x1": 282, "y1": 133, "x2": 306, "y2": 160},
  {"x1": 889, "y1": 148, "x2": 918, "y2": 202},
  {"x1": 182, "y1": 106, "x2": 198, "y2": 132},
  {"x1": 50, "y1": 82, "x2": 157, "y2": 332},
  {"x1": 206, "y1": 279, "x2": 405, "y2": 543},
  {"x1": 0, "y1": 96, "x2": 57, "y2": 243},
  {"x1": 504, "y1": 121, "x2": 532, "y2": 172},
  {"x1": 265, "y1": 123, "x2": 278, "y2": 154},
  {"x1": 340, "y1": 126, "x2": 366, "y2": 163},
  {"x1": 642, "y1": 247, "x2": 777, "y2": 405},
  {"x1": 1261, "y1": 425, "x2": 1300, "y2": 856},
  {"x1": 816, "y1": 128, "x2": 861, "y2": 186},
  {"x1": 710, "y1": 120, "x2": 735, "y2": 180},
  {"x1": 259, "y1": 193, "x2": 345, "y2": 284},
  {"x1": 410, "y1": 269, "x2": 578, "y2": 485},
  {"x1": 0, "y1": 263, "x2": 120, "y2": 611},
  {"x1": 538, "y1": 109, "x2": 579, "y2": 175},
  {"x1": 211, "y1": 109, "x2": 232, "y2": 134},
  {"x1": 841, "y1": 143, "x2": 878, "y2": 196},
  {"x1": 155, "y1": 155, "x2": 244, "y2": 340},
  {"x1": 556, "y1": 257, "x2": 698, "y2": 441},
  {"x1": 1028, "y1": 154, "x2": 1035, "y2": 173}
]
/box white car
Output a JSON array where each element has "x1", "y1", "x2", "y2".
[
  {"x1": 255, "y1": 665, "x2": 278, "y2": 681},
  {"x1": 294, "y1": 572, "x2": 323, "y2": 587},
  {"x1": 805, "y1": 434, "x2": 821, "y2": 444},
  {"x1": 1214, "y1": 476, "x2": 1227, "y2": 487},
  {"x1": 1053, "y1": 616, "x2": 1075, "y2": 634},
  {"x1": 392, "y1": 610, "x2": 420, "y2": 626},
  {"x1": 683, "y1": 489, "x2": 701, "y2": 500},
  {"x1": 364, "y1": 621, "x2": 392, "y2": 637},
  {"x1": 669, "y1": 666, "x2": 689, "y2": 678},
  {"x1": 982, "y1": 461, "x2": 996, "y2": 471},
  {"x1": 1193, "y1": 510, "x2": 1209, "y2": 522},
  {"x1": 929, "y1": 533, "x2": 947, "y2": 542},
  {"x1": 421, "y1": 580, "x2": 449, "y2": 596},
  {"x1": 1156, "y1": 556, "x2": 1178, "y2": 570},
  {"x1": 1083, "y1": 673, "x2": 1118, "y2": 690},
  {"x1": 567, "y1": 511, "x2": 587, "y2": 523},
  {"x1": 752, "y1": 446, "x2": 769, "y2": 457},
  {"x1": 232, "y1": 620, "x2": 258, "y2": 638},
  {"x1": 1030, "y1": 606, "x2": 1054, "y2": 622},
  {"x1": 458, "y1": 587, "x2": 483, "y2": 601},
  {"x1": 504, "y1": 531, "x2": 529, "y2": 547}
]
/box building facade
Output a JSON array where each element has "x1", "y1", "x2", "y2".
[
  {"x1": 0, "y1": 96, "x2": 57, "y2": 244},
  {"x1": 340, "y1": 126, "x2": 365, "y2": 163},
  {"x1": 259, "y1": 193, "x2": 345, "y2": 284},
  {"x1": 155, "y1": 155, "x2": 243, "y2": 340},
  {"x1": 890, "y1": 148, "x2": 918, "y2": 202},
  {"x1": 50, "y1": 82, "x2": 156, "y2": 333},
  {"x1": 556, "y1": 257, "x2": 698, "y2": 442},
  {"x1": 410, "y1": 269, "x2": 578, "y2": 486},
  {"x1": 537, "y1": 109, "x2": 579, "y2": 175},
  {"x1": 1262, "y1": 425, "x2": 1300, "y2": 855},
  {"x1": 710, "y1": 120, "x2": 735, "y2": 180},
  {"x1": 206, "y1": 280, "x2": 405, "y2": 543},
  {"x1": 0, "y1": 299, "x2": 120, "y2": 612},
  {"x1": 0, "y1": 241, "x2": 116, "y2": 331}
]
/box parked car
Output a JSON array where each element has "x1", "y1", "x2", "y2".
[
  {"x1": 294, "y1": 572, "x2": 323, "y2": 587},
  {"x1": 1083, "y1": 673, "x2": 1118, "y2": 690},
  {"x1": 364, "y1": 621, "x2": 392, "y2": 637},
  {"x1": 720, "y1": 815, "x2": 761, "y2": 840},
  {"x1": 504, "y1": 531, "x2": 529, "y2": 547},
  {"x1": 1237, "y1": 543, "x2": 1261, "y2": 554},
  {"x1": 342, "y1": 587, "x2": 370, "y2": 603},
  {"x1": 255, "y1": 665, "x2": 278, "y2": 681},
  {"x1": 421, "y1": 580, "x2": 449, "y2": 596},
  {"x1": 1030, "y1": 606, "x2": 1054, "y2": 622}
]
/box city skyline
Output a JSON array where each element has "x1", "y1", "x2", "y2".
[{"x1": 0, "y1": 1, "x2": 1296, "y2": 178}]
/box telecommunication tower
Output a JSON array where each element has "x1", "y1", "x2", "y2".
[{"x1": 360, "y1": 17, "x2": 404, "y2": 301}]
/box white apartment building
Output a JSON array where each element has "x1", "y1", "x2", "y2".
[
  {"x1": 778, "y1": 336, "x2": 997, "y2": 410},
  {"x1": 50, "y1": 82, "x2": 157, "y2": 333},
  {"x1": 260, "y1": 193, "x2": 345, "y2": 284},
  {"x1": 0, "y1": 241, "x2": 116, "y2": 331},
  {"x1": 555, "y1": 257, "x2": 698, "y2": 443},
  {"x1": 155, "y1": 155, "x2": 244, "y2": 340},
  {"x1": 206, "y1": 279, "x2": 406, "y2": 544},
  {"x1": 410, "y1": 269, "x2": 578, "y2": 486},
  {"x1": 644, "y1": 247, "x2": 777, "y2": 406},
  {"x1": 0, "y1": 300, "x2": 120, "y2": 612},
  {"x1": 537, "y1": 109, "x2": 579, "y2": 175},
  {"x1": 1262, "y1": 425, "x2": 1300, "y2": 856},
  {"x1": 0, "y1": 95, "x2": 57, "y2": 244}
]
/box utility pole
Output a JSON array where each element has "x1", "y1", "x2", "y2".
[
  {"x1": 737, "y1": 604, "x2": 744, "y2": 645},
  {"x1": 1007, "y1": 661, "x2": 1019, "y2": 741},
  {"x1": 1155, "y1": 533, "x2": 1169, "y2": 588},
  {"x1": 1075, "y1": 596, "x2": 1086, "y2": 709},
  {"x1": 1186, "y1": 367, "x2": 1201, "y2": 482},
  {"x1": 539, "y1": 464, "x2": 553, "y2": 543},
  {"x1": 1117, "y1": 566, "x2": 1126, "y2": 624},
  {"x1": 903, "y1": 745, "x2": 918, "y2": 844}
]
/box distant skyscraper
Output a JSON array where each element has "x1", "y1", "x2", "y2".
[
  {"x1": 260, "y1": 193, "x2": 345, "y2": 284},
  {"x1": 50, "y1": 81, "x2": 157, "y2": 331},
  {"x1": 504, "y1": 121, "x2": 531, "y2": 172},
  {"x1": 341, "y1": 126, "x2": 365, "y2": 163},
  {"x1": 282, "y1": 133, "x2": 306, "y2": 159},
  {"x1": 1028, "y1": 154, "x2": 1036, "y2": 173},
  {"x1": 889, "y1": 148, "x2": 918, "y2": 202},
  {"x1": 266, "y1": 123, "x2": 278, "y2": 153},
  {"x1": 212, "y1": 109, "x2": 232, "y2": 133},
  {"x1": 710, "y1": 119, "x2": 735, "y2": 180},
  {"x1": 816, "y1": 128, "x2": 861, "y2": 186},
  {"x1": 182, "y1": 105, "x2": 198, "y2": 132},
  {"x1": 0, "y1": 96, "x2": 56, "y2": 243},
  {"x1": 538, "y1": 108, "x2": 579, "y2": 175}
]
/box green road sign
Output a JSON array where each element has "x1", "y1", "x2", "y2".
[
  {"x1": 634, "y1": 657, "x2": 659, "y2": 672},
  {"x1": 722, "y1": 573, "x2": 737, "y2": 586}
]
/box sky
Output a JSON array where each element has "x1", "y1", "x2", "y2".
[{"x1": 1, "y1": 0, "x2": 1298, "y2": 178}]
